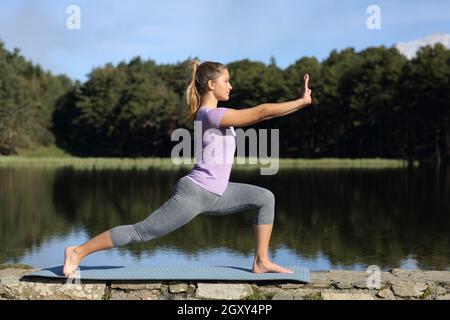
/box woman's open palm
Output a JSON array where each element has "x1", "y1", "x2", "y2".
[{"x1": 302, "y1": 74, "x2": 312, "y2": 105}]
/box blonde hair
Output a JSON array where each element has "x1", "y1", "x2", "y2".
[{"x1": 185, "y1": 60, "x2": 226, "y2": 121}]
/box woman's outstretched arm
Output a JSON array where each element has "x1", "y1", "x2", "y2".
[{"x1": 219, "y1": 74, "x2": 312, "y2": 128}]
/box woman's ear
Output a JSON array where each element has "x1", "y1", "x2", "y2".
[{"x1": 207, "y1": 79, "x2": 215, "y2": 90}]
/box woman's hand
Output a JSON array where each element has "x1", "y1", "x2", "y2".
[{"x1": 301, "y1": 74, "x2": 312, "y2": 105}]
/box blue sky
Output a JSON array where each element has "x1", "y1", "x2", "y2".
[{"x1": 1, "y1": 0, "x2": 449, "y2": 82}]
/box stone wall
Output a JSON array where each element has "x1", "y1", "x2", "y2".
[{"x1": 0, "y1": 265, "x2": 449, "y2": 300}]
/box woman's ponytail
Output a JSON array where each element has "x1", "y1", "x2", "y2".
[{"x1": 185, "y1": 60, "x2": 201, "y2": 121}]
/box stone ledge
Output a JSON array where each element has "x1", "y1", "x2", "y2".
[{"x1": 0, "y1": 265, "x2": 449, "y2": 300}]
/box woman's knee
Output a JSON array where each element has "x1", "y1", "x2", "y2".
[
  {"x1": 108, "y1": 225, "x2": 143, "y2": 247},
  {"x1": 259, "y1": 188, "x2": 275, "y2": 207}
]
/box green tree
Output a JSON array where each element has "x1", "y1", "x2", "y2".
[
  {"x1": 57, "y1": 57, "x2": 180, "y2": 156},
  {"x1": 0, "y1": 41, "x2": 73, "y2": 154},
  {"x1": 310, "y1": 48, "x2": 362, "y2": 157},
  {"x1": 397, "y1": 44, "x2": 450, "y2": 165},
  {"x1": 346, "y1": 46, "x2": 407, "y2": 157},
  {"x1": 278, "y1": 57, "x2": 321, "y2": 156}
]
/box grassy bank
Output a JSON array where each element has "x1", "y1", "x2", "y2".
[
  {"x1": 0, "y1": 156, "x2": 418, "y2": 170},
  {"x1": 0, "y1": 144, "x2": 419, "y2": 169}
]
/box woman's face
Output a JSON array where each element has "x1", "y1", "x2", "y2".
[{"x1": 209, "y1": 68, "x2": 232, "y2": 101}]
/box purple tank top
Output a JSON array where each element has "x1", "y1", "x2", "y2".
[{"x1": 184, "y1": 106, "x2": 237, "y2": 196}]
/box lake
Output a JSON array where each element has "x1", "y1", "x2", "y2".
[{"x1": 1, "y1": 165, "x2": 449, "y2": 271}]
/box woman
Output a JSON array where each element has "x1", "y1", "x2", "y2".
[{"x1": 63, "y1": 60, "x2": 312, "y2": 277}]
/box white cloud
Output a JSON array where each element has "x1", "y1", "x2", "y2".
[{"x1": 396, "y1": 33, "x2": 450, "y2": 59}]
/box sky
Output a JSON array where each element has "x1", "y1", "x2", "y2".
[{"x1": 1, "y1": 0, "x2": 449, "y2": 82}]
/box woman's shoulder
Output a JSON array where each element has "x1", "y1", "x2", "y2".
[{"x1": 197, "y1": 107, "x2": 230, "y2": 129}]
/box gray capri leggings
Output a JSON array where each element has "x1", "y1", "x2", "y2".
[{"x1": 108, "y1": 176, "x2": 275, "y2": 247}]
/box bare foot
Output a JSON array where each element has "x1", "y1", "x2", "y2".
[
  {"x1": 63, "y1": 246, "x2": 82, "y2": 277},
  {"x1": 252, "y1": 259, "x2": 294, "y2": 274}
]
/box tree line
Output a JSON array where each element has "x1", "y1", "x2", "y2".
[{"x1": 1, "y1": 39, "x2": 449, "y2": 165}]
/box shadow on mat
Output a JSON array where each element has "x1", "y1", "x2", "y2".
[{"x1": 24, "y1": 265, "x2": 125, "y2": 278}]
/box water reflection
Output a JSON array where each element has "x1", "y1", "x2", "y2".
[{"x1": 0, "y1": 165, "x2": 448, "y2": 271}]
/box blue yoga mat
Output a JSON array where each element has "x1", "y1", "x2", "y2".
[{"x1": 25, "y1": 265, "x2": 310, "y2": 283}]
